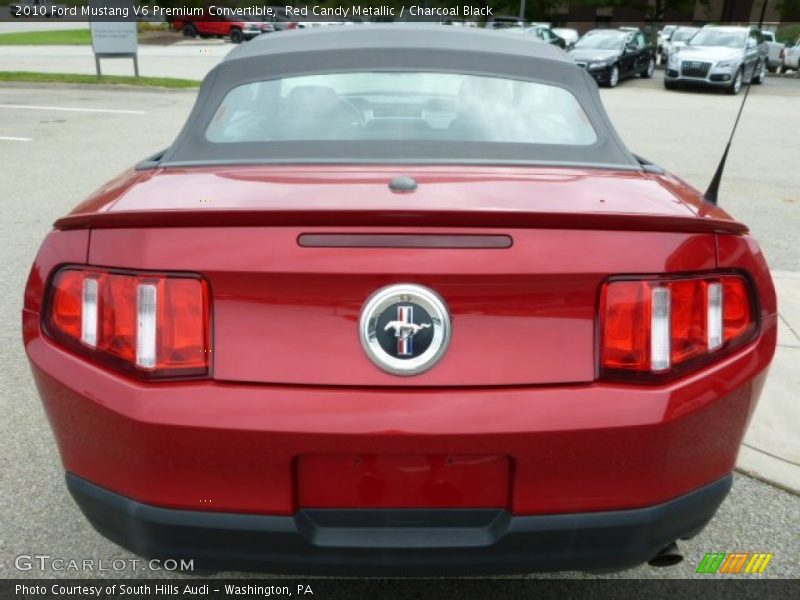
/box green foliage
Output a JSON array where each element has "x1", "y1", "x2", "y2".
[
  {"x1": 137, "y1": 22, "x2": 169, "y2": 33},
  {"x1": 0, "y1": 71, "x2": 201, "y2": 88},
  {"x1": 567, "y1": 0, "x2": 709, "y2": 21},
  {"x1": 776, "y1": 0, "x2": 800, "y2": 19},
  {"x1": 776, "y1": 22, "x2": 800, "y2": 44},
  {"x1": 0, "y1": 29, "x2": 91, "y2": 45}
]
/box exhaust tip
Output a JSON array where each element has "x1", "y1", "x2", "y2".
[{"x1": 648, "y1": 542, "x2": 683, "y2": 568}]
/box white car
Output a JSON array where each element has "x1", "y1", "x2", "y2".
[
  {"x1": 780, "y1": 38, "x2": 800, "y2": 74},
  {"x1": 761, "y1": 30, "x2": 785, "y2": 72},
  {"x1": 664, "y1": 25, "x2": 768, "y2": 95},
  {"x1": 657, "y1": 24, "x2": 678, "y2": 55},
  {"x1": 552, "y1": 27, "x2": 579, "y2": 49},
  {"x1": 661, "y1": 26, "x2": 699, "y2": 63}
]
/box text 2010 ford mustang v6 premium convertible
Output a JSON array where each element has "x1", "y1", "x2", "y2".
[{"x1": 23, "y1": 26, "x2": 776, "y2": 574}]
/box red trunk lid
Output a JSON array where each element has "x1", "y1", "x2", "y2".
[{"x1": 78, "y1": 166, "x2": 733, "y2": 387}]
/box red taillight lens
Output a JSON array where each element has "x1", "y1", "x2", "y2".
[
  {"x1": 722, "y1": 275, "x2": 753, "y2": 343},
  {"x1": 99, "y1": 272, "x2": 137, "y2": 363},
  {"x1": 670, "y1": 279, "x2": 707, "y2": 365},
  {"x1": 50, "y1": 270, "x2": 83, "y2": 341},
  {"x1": 45, "y1": 267, "x2": 210, "y2": 379},
  {"x1": 158, "y1": 278, "x2": 209, "y2": 370},
  {"x1": 600, "y1": 281, "x2": 650, "y2": 371},
  {"x1": 600, "y1": 273, "x2": 756, "y2": 380}
]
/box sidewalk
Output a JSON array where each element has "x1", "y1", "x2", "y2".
[
  {"x1": 0, "y1": 43, "x2": 231, "y2": 80},
  {"x1": 737, "y1": 270, "x2": 800, "y2": 494}
]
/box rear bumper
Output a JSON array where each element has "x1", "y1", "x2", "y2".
[
  {"x1": 67, "y1": 472, "x2": 732, "y2": 575},
  {"x1": 24, "y1": 302, "x2": 775, "y2": 572},
  {"x1": 24, "y1": 307, "x2": 775, "y2": 519}
]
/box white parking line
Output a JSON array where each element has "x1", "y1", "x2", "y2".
[
  {"x1": 0, "y1": 104, "x2": 145, "y2": 115},
  {"x1": 0, "y1": 136, "x2": 32, "y2": 141}
]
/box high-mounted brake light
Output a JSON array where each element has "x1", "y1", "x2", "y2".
[
  {"x1": 600, "y1": 273, "x2": 756, "y2": 381},
  {"x1": 45, "y1": 267, "x2": 210, "y2": 379}
]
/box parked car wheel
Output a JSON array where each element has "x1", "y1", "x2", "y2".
[
  {"x1": 752, "y1": 60, "x2": 766, "y2": 85},
  {"x1": 230, "y1": 28, "x2": 244, "y2": 44},
  {"x1": 728, "y1": 68, "x2": 743, "y2": 95},
  {"x1": 641, "y1": 58, "x2": 655, "y2": 78},
  {"x1": 664, "y1": 79, "x2": 677, "y2": 90},
  {"x1": 607, "y1": 65, "x2": 619, "y2": 88},
  {"x1": 182, "y1": 23, "x2": 198, "y2": 38}
]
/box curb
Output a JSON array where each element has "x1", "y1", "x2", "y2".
[
  {"x1": 737, "y1": 446, "x2": 800, "y2": 496},
  {"x1": 735, "y1": 270, "x2": 800, "y2": 496},
  {"x1": 0, "y1": 81, "x2": 199, "y2": 92}
]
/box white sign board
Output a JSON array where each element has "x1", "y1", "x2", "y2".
[{"x1": 90, "y1": 21, "x2": 138, "y2": 55}]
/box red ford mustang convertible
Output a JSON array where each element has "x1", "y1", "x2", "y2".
[{"x1": 23, "y1": 27, "x2": 776, "y2": 574}]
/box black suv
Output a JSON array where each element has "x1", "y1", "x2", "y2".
[{"x1": 569, "y1": 28, "x2": 656, "y2": 87}]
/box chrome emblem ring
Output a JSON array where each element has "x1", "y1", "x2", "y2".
[{"x1": 359, "y1": 284, "x2": 451, "y2": 376}]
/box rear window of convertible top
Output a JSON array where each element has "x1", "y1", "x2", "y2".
[{"x1": 205, "y1": 71, "x2": 597, "y2": 147}]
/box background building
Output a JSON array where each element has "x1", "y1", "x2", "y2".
[{"x1": 538, "y1": 1, "x2": 800, "y2": 33}]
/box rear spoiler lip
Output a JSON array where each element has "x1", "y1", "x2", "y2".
[{"x1": 54, "y1": 209, "x2": 749, "y2": 236}]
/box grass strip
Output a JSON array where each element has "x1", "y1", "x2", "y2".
[{"x1": 0, "y1": 71, "x2": 201, "y2": 88}]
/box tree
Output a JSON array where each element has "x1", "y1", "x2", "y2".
[
  {"x1": 572, "y1": 0, "x2": 710, "y2": 22},
  {"x1": 776, "y1": 0, "x2": 800, "y2": 19}
]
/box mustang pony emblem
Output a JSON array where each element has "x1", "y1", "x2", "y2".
[
  {"x1": 359, "y1": 283, "x2": 451, "y2": 375},
  {"x1": 384, "y1": 306, "x2": 431, "y2": 356},
  {"x1": 384, "y1": 321, "x2": 431, "y2": 337}
]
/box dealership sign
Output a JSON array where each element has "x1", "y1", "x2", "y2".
[{"x1": 89, "y1": 1, "x2": 138, "y2": 76}]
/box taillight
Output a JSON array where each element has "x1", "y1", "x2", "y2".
[
  {"x1": 44, "y1": 267, "x2": 210, "y2": 379},
  {"x1": 599, "y1": 273, "x2": 756, "y2": 381},
  {"x1": 722, "y1": 276, "x2": 752, "y2": 343},
  {"x1": 49, "y1": 270, "x2": 83, "y2": 342}
]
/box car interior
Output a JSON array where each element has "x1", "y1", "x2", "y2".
[{"x1": 206, "y1": 73, "x2": 598, "y2": 146}]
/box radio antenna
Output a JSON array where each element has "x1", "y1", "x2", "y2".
[{"x1": 704, "y1": 0, "x2": 769, "y2": 205}]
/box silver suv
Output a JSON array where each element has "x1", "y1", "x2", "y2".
[{"x1": 664, "y1": 25, "x2": 768, "y2": 94}]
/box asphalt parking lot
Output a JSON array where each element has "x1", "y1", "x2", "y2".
[{"x1": 1, "y1": 73, "x2": 799, "y2": 580}]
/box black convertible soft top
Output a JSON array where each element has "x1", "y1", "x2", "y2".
[
  {"x1": 225, "y1": 23, "x2": 575, "y2": 64},
  {"x1": 160, "y1": 25, "x2": 640, "y2": 170}
]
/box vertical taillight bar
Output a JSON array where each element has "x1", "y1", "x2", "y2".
[
  {"x1": 650, "y1": 287, "x2": 671, "y2": 372},
  {"x1": 136, "y1": 284, "x2": 158, "y2": 369},
  {"x1": 81, "y1": 277, "x2": 98, "y2": 348},
  {"x1": 707, "y1": 282, "x2": 723, "y2": 351}
]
